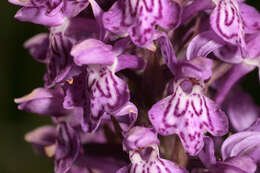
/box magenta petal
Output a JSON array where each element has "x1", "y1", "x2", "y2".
[
  {"x1": 221, "y1": 131, "x2": 260, "y2": 162},
  {"x1": 240, "y1": 3, "x2": 260, "y2": 34},
  {"x1": 63, "y1": 0, "x2": 89, "y2": 18},
  {"x1": 186, "y1": 30, "x2": 225, "y2": 60},
  {"x1": 210, "y1": 0, "x2": 245, "y2": 48},
  {"x1": 25, "y1": 125, "x2": 56, "y2": 146},
  {"x1": 224, "y1": 87, "x2": 259, "y2": 132},
  {"x1": 223, "y1": 156, "x2": 257, "y2": 173},
  {"x1": 87, "y1": 65, "x2": 130, "y2": 123},
  {"x1": 15, "y1": 7, "x2": 65, "y2": 26},
  {"x1": 156, "y1": 0, "x2": 182, "y2": 30},
  {"x1": 116, "y1": 54, "x2": 146, "y2": 72},
  {"x1": 203, "y1": 96, "x2": 229, "y2": 136},
  {"x1": 148, "y1": 80, "x2": 228, "y2": 155},
  {"x1": 177, "y1": 57, "x2": 213, "y2": 81},
  {"x1": 24, "y1": 33, "x2": 49, "y2": 63},
  {"x1": 182, "y1": 0, "x2": 214, "y2": 24},
  {"x1": 55, "y1": 122, "x2": 80, "y2": 173},
  {"x1": 247, "y1": 118, "x2": 260, "y2": 132},
  {"x1": 122, "y1": 126, "x2": 159, "y2": 151},
  {"x1": 198, "y1": 137, "x2": 216, "y2": 168},
  {"x1": 116, "y1": 166, "x2": 129, "y2": 173},
  {"x1": 103, "y1": 0, "x2": 181, "y2": 48},
  {"x1": 14, "y1": 87, "x2": 66, "y2": 116},
  {"x1": 158, "y1": 34, "x2": 177, "y2": 74},
  {"x1": 8, "y1": 0, "x2": 33, "y2": 6},
  {"x1": 209, "y1": 158, "x2": 256, "y2": 173},
  {"x1": 214, "y1": 63, "x2": 255, "y2": 104},
  {"x1": 118, "y1": 145, "x2": 188, "y2": 173},
  {"x1": 112, "y1": 102, "x2": 138, "y2": 132},
  {"x1": 71, "y1": 39, "x2": 115, "y2": 66},
  {"x1": 102, "y1": 1, "x2": 129, "y2": 37},
  {"x1": 213, "y1": 44, "x2": 243, "y2": 64}
]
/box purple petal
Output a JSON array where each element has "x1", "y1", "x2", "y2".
[
  {"x1": 245, "y1": 32, "x2": 260, "y2": 58},
  {"x1": 116, "y1": 166, "x2": 129, "y2": 173},
  {"x1": 116, "y1": 54, "x2": 146, "y2": 72},
  {"x1": 176, "y1": 57, "x2": 213, "y2": 81},
  {"x1": 45, "y1": 29, "x2": 75, "y2": 88},
  {"x1": 89, "y1": 0, "x2": 106, "y2": 40},
  {"x1": 224, "y1": 87, "x2": 259, "y2": 131},
  {"x1": 210, "y1": 0, "x2": 246, "y2": 48},
  {"x1": 186, "y1": 30, "x2": 225, "y2": 60},
  {"x1": 122, "y1": 126, "x2": 159, "y2": 151},
  {"x1": 209, "y1": 159, "x2": 255, "y2": 173},
  {"x1": 24, "y1": 33, "x2": 49, "y2": 63},
  {"x1": 156, "y1": 0, "x2": 182, "y2": 30},
  {"x1": 71, "y1": 39, "x2": 115, "y2": 66},
  {"x1": 247, "y1": 118, "x2": 260, "y2": 132},
  {"x1": 15, "y1": 7, "x2": 64, "y2": 26},
  {"x1": 102, "y1": 1, "x2": 130, "y2": 37},
  {"x1": 214, "y1": 32, "x2": 260, "y2": 63},
  {"x1": 8, "y1": 0, "x2": 34, "y2": 6},
  {"x1": 182, "y1": 0, "x2": 214, "y2": 24},
  {"x1": 240, "y1": 3, "x2": 260, "y2": 34},
  {"x1": 112, "y1": 37, "x2": 132, "y2": 55},
  {"x1": 198, "y1": 137, "x2": 216, "y2": 168},
  {"x1": 214, "y1": 63, "x2": 255, "y2": 104},
  {"x1": 86, "y1": 65, "x2": 130, "y2": 131},
  {"x1": 64, "y1": 18, "x2": 99, "y2": 42},
  {"x1": 112, "y1": 102, "x2": 138, "y2": 132},
  {"x1": 14, "y1": 87, "x2": 66, "y2": 116},
  {"x1": 62, "y1": 72, "x2": 91, "y2": 132},
  {"x1": 221, "y1": 131, "x2": 260, "y2": 162},
  {"x1": 148, "y1": 79, "x2": 228, "y2": 155},
  {"x1": 158, "y1": 34, "x2": 177, "y2": 74},
  {"x1": 103, "y1": 0, "x2": 182, "y2": 49},
  {"x1": 213, "y1": 44, "x2": 243, "y2": 63},
  {"x1": 118, "y1": 145, "x2": 188, "y2": 173},
  {"x1": 223, "y1": 156, "x2": 257, "y2": 173},
  {"x1": 63, "y1": 0, "x2": 89, "y2": 18},
  {"x1": 25, "y1": 125, "x2": 56, "y2": 146},
  {"x1": 55, "y1": 122, "x2": 80, "y2": 173}
]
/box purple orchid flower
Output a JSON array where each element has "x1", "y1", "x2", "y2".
[
  {"x1": 66, "y1": 38, "x2": 144, "y2": 132},
  {"x1": 213, "y1": 32, "x2": 260, "y2": 104},
  {"x1": 25, "y1": 123, "x2": 127, "y2": 173},
  {"x1": 159, "y1": 34, "x2": 214, "y2": 81},
  {"x1": 117, "y1": 126, "x2": 188, "y2": 173},
  {"x1": 24, "y1": 17, "x2": 103, "y2": 88},
  {"x1": 148, "y1": 79, "x2": 228, "y2": 156},
  {"x1": 25, "y1": 122, "x2": 81, "y2": 173},
  {"x1": 148, "y1": 35, "x2": 228, "y2": 156},
  {"x1": 210, "y1": 0, "x2": 246, "y2": 49},
  {"x1": 193, "y1": 136, "x2": 257, "y2": 173},
  {"x1": 102, "y1": 0, "x2": 182, "y2": 50},
  {"x1": 9, "y1": 0, "x2": 89, "y2": 26},
  {"x1": 14, "y1": 86, "x2": 90, "y2": 131},
  {"x1": 14, "y1": 87, "x2": 66, "y2": 116}
]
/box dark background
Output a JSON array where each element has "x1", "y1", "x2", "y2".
[{"x1": 1, "y1": 1, "x2": 260, "y2": 173}]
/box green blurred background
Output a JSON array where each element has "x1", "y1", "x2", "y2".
[
  {"x1": 1, "y1": 1, "x2": 260, "y2": 173},
  {"x1": 1, "y1": 2, "x2": 52, "y2": 173}
]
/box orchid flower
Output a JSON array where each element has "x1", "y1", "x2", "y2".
[
  {"x1": 66, "y1": 38, "x2": 144, "y2": 132},
  {"x1": 9, "y1": 0, "x2": 89, "y2": 26},
  {"x1": 193, "y1": 136, "x2": 257, "y2": 173},
  {"x1": 148, "y1": 79, "x2": 228, "y2": 156},
  {"x1": 103, "y1": 0, "x2": 182, "y2": 50},
  {"x1": 117, "y1": 126, "x2": 188, "y2": 173}
]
